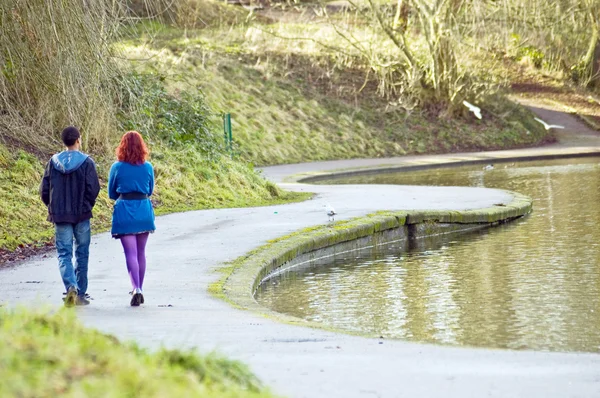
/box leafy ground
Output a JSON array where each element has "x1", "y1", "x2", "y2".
[{"x1": 0, "y1": 308, "x2": 276, "y2": 398}]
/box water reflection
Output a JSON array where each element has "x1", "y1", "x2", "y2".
[{"x1": 256, "y1": 158, "x2": 600, "y2": 352}]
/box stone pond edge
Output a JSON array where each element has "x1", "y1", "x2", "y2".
[{"x1": 214, "y1": 191, "x2": 532, "y2": 334}]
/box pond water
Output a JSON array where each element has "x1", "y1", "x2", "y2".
[{"x1": 256, "y1": 157, "x2": 600, "y2": 352}]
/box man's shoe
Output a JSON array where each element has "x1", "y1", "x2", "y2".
[
  {"x1": 75, "y1": 295, "x2": 90, "y2": 306},
  {"x1": 64, "y1": 286, "x2": 77, "y2": 307}
]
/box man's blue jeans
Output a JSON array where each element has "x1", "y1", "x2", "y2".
[{"x1": 55, "y1": 220, "x2": 91, "y2": 296}]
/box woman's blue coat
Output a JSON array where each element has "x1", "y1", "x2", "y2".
[{"x1": 108, "y1": 161, "x2": 156, "y2": 236}]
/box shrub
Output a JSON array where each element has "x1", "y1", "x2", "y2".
[{"x1": 117, "y1": 72, "x2": 224, "y2": 160}]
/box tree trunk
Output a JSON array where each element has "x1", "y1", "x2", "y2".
[
  {"x1": 587, "y1": 34, "x2": 600, "y2": 88},
  {"x1": 393, "y1": 0, "x2": 410, "y2": 33},
  {"x1": 584, "y1": 12, "x2": 600, "y2": 88}
]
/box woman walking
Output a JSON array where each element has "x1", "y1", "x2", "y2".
[{"x1": 108, "y1": 131, "x2": 155, "y2": 306}]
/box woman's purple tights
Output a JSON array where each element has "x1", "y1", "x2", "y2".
[{"x1": 120, "y1": 233, "x2": 149, "y2": 290}]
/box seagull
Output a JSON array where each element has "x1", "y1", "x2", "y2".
[
  {"x1": 533, "y1": 117, "x2": 565, "y2": 130},
  {"x1": 483, "y1": 164, "x2": 494, "y2": 171},
  {"x1": 463, "y1": 100, "x2": 482, "y2": 119},
  {"x1": 325, "y1": 204, "x2": 337, "y2": 222}
]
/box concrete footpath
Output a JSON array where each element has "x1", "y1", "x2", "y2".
[{"x1": 2, "y1": 108, "x2": 600, "y2": 397}]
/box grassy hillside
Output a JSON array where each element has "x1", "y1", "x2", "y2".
[
  {"x1": 119, "y1": 21, "x2": 551, "y2": 166},
  {"x1": 0, "y1": 142, "x2": 308, "y2": 255},
  {"x1": 0, "y1": 308, "x2": 275, "y2": 398}
]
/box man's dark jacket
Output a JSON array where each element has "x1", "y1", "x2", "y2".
[{"x1": 40, "y1": 150, "x2": 101, "y2": 224}]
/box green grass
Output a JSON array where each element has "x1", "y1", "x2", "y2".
[
  {"x1": 0, "y1": 308, "x2": 275, "y2": 398},
  {"x1": 0, "y1": 142, "x2": 310, "y2": 252},
  {"x1": 149, "y1": 146, "x2": 311, "y2": 213},
  {"x1": 0, "y1": 146, "x2": 53, "y2": 251}
]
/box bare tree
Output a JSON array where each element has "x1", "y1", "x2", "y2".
[
  {"x1": 331, "y1": 0, "x2": 478, "y2": 113},
  {"x1": 581, "y1": 0, "x2": 600, "y2": 87}
]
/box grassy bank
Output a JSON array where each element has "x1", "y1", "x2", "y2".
[
  {"x1": 0, "y1": 142, "x2": 309, "y2": 254},
  {"x1": 0, "y1": 308, "x2": 275, "y2": 398}
]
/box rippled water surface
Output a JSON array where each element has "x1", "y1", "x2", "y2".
[{"x1": 256, "y1": 158, "x2": 600, "y2": 352}]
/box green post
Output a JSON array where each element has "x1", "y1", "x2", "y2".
[{"x1": 223, "y1": 113, "x2": 232, "y2": 153}]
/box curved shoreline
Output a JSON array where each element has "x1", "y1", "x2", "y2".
[{"x1": 221, "y1": 191, "x2": 533, "y2": 330}]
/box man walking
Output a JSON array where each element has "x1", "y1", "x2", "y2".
[{"x1": 40, "y1": 126, "x2": 100, "y2": 307}]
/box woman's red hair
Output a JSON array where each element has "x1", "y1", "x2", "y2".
[{"x1": 116, "y1": 131, "x2": 149, "y2": 164}]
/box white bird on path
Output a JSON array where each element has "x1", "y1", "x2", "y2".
[
  {"x1": 325, "y1": 204, "x2": 337, "y2": 222},
  {"x1": 534, "y1": 117, "x2": 564, "y2": 130},
  {"x1": 463, "y1": 100, "x2": 482, "y2": 119}
]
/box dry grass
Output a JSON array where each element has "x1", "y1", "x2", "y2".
[
  {"x1": 0, "y1": 0, "x2": 250, "y2": 155},
  {"x1": 0, "y1": 0, "x2": 125, "y2": 153}
]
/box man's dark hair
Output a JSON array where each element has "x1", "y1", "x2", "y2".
[{"x1": 61, "y1": 126, "x2": 81, "y2": 147}]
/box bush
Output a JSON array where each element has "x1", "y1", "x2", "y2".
[{"x1": 117, "y1": 72, "x2": 224, "y2": 160}]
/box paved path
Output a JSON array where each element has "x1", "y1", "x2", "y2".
[
  {"x1": 2, "y1": 105, "x2": 600, "y2": 398},
  {"x1": 266, "y1": 106, "x2": 600, "y2": 184}
]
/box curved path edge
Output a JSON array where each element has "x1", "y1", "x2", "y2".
[
  {"x1": 221, "y1": 192, "x2": 533, "y2": 331},
  {"x1": 262, "y1": 146, "x2": 600, "y2": 184}
]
